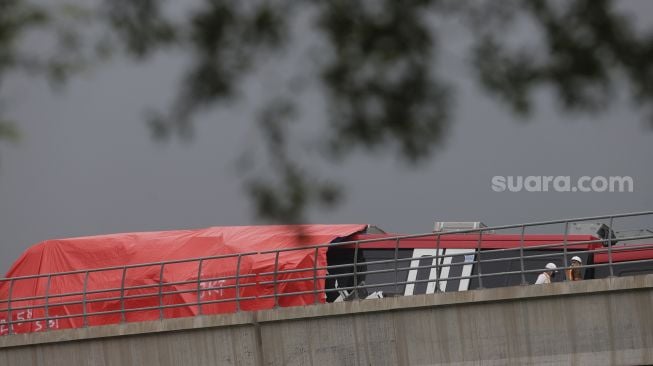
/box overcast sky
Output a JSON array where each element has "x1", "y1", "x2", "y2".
[{"x1": 1, "y1": 1, "x2": 652, "y2": 274}]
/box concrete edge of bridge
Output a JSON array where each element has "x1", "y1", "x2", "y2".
[{"x1": 2, "y1": 273, "x2": 652, "y2": 349}]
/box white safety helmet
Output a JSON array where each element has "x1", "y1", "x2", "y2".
[
  {"x1": 545, "y1": 262, "x2": 557, "y2": 270},
  {"x1": 571, "y1": 256, "x2": 582, "y2": 264}
]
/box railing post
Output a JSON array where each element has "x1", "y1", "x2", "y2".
[
  {"x1": 273, "y1": 252, "x2": 280, "y2": 308},
  {"x1": 353, "y1": 241, "x2": 360, "y2": 299},
  {"x1": 313, "y1": 247, "x2": 319, "y2": 304},
  {"x1": 44, "y1": 275, "x2": 52, "y2": 330},
  {"x1": 196, "y1": 259, "x2": 204, "y2": 316},
  {"x1": 608, "y1": 216, "x2": 615, "y2": 277},
  {"x1": 120, "y1": 267, "x2": 127, "y2": 323},
  {"x1": 393, "y1": 238, "x2": 400, "y2": 295},
  {"x1": 7, "y1": 279, "x2": 14, "y2": 335},
  {"x1": 435, "y1": 234, "x2": 441, "y2": 292},
  {"x1": 82, "y1": 271, "x2": 89, "y2": 327},
  {"x1": 563, "y1": 221, "x2": 569, "y2": 281},
  {"x1": 476, "y1": 230, "x2": 484, "y2": 289},
  {"x1": 519, "y1": 225, "x2": 527, "y2": 285},
  {"x1": 158, "y1": 264, "x2": 165, "y2": 320},
  {"x1": 235, "y1": 255, "x2": 242, "y2": 311}
]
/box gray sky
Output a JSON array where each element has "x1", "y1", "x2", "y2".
[{"x1": 1, "y1": 1, "x2": 652, "y2": 274}]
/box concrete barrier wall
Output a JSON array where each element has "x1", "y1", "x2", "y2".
[{"x1": 2, "y1": 275, "x2": 653, "y2": 366}]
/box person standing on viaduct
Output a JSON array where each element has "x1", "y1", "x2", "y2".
[
  {"x1": 535, "y1": 263, "x2": 557, "y2": 284},
  {"x1": 565, "y1": 256, "x2": 583, "y2": 281}
]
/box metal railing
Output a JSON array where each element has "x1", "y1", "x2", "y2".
[{"x1": 1, "y1": 211, "x2": 652, "y2": 336}]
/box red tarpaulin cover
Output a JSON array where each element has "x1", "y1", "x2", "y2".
[{"x1": 0, "y1": 224, "x2": 366, "y2": 334}]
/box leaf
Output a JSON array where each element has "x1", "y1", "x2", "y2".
[{"x1": 0, "y1": 120, "x2": 20, "y2": 142}]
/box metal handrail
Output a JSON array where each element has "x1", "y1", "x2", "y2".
[
  {"x1": 2, "y1": 234, "x2": 651, "y2": 307},
  {"x1": 4, "y1": 237, "x2": 652, "y2": 316},
  {"x1": 1, "y1": 211, "x2": 652, "y2": 336}
]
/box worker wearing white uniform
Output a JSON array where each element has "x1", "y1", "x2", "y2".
[{"x1": 535, "y1": 262, "x2": 557, "y2": 284}]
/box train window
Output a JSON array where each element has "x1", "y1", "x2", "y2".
[
  {"x1": 594, "y1": 262, "x2": 653, "y2": 278},
  {"x1": 362, "y1": 249, "x2": 413, "y2": 296}
]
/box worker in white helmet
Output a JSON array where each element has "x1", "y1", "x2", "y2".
[
  {"x1": 535, "y1": 262, "x2": 557, "y2": 284},
  {"x1": 566, "y1": 256, "x2": 583, "y2": 281}
]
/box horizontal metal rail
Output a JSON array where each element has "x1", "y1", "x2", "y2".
[
  {"x1": 2, "y1": 235, "x2": 652, "y2": 309},
  {"x1": 1, "y1": 211, "x2": 652, "y2": 335}
]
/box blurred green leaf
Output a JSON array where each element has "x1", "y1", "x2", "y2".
[
  {"x1": 0, "y1": 120, "x2": 19, "y2": 142},
  {"x1": 2, "y1": 0, "x2": 653, "y2": 223}
]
